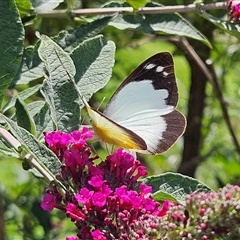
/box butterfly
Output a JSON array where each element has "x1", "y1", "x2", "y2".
[{"x1": 82, "y1": 52, "x2": 186, "y2": 154}]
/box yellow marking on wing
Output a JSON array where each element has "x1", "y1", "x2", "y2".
[{"x1": 86, "y1": 107, "x2": 142, "y2": 150}]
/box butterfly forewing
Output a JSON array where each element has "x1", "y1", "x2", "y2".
[{"x1": 104, "y1": 52, "x2": 178, "y2": 121}]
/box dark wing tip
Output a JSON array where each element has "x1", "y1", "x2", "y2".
[{"x1": 154, "y1": 110, "x2": 186, "y2": 154}]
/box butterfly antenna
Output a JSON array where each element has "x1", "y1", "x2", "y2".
[
  {"x1": 68, "y1": 75, "x2": 90, "y2": 109},
  {"x1": 91, "y1": 140, "x2": 103, "y2": 161},
  {"x1": 110, "y1": 144, "x2": 116, "y2": 154},
  {"x1": 81, "y1": 113, "x2": 87, "y2": 125},
  {"x1": 97, "y1": 96, "x2": 106, "y2": 110},
  {"x1": 104, "y1": 141, "x2": 109, "y2": 155}
]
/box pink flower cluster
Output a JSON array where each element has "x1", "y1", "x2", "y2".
[
  {"x1": 41, "y1": 127, "x2": 170, "y2": 240},
  {"x1": 228, "y1": 0, "x2": 240, "y2": 22},
  {"x1": 159, "y1": 185, "x2": 240, "y2": 239}
]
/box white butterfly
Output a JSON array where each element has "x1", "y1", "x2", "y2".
[{"x1": 82, "y1": 52, "x2": 186, "y2": 155}]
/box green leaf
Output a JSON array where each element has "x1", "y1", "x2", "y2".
[
  {"x1": 0, "y1": 138, "x2": 19, "y2": 158},
  {"x1": 71, "y1": 35, "x2": 115, "y2": 101},
  {"x1": 12, "y1": 46, "x2": 44, "y2": 86},
  {"x1": 202, "y1": 12, "x2": 240, "y2": 40},
  {"x1": 15, "y1": 97, "x2": 36, "y2": 135},
  {"x1": 15, "y1": 0, "x2": 34, "y2": 17},
  {"x1": 153, "y1": 191, "x2": 179, "y2": 203},
  {"x1": 141, "y1": 172, "x2": 213, "y2": 205},
  {"x1": 0, "y1": 0, "x2": 24, "y2": 108},
  {"x1": 0, "y1": 114, "x2": 61, "y2": 175},
  {"x1": 19, "y1": 100, "x2": 52, "y2": 139},
  {"x1": 13, "y1": 16, "x2": 115, "y2": 86},
  {"x1": 107, "y1": 2, "x2": 211, "y2": 48},
  {"x1": 55, "y1": 15, "x2": 116, "y2": 53},
  {"x1": 27, "y1": 100, "x2": 46, "y2": 118},
  {"x1": 2, "y1": 84, "x2": 41, "y2": 113},
  {"x1": 31, "y1": 0, "x2": 63, "y2": 12},
  {"x1": 32, "y1": 102, "x2": 52, "y2": 139},
  {"x1": 126, "y1": 0, "x2": 147, "y2": 10},
  {"x1": 38, "y1": 34, "x2": 80, "y2": 132}
]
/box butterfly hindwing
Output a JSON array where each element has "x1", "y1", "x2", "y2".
[{"x1": 86, "y1": 107, "x2": 147, "y2": 150}]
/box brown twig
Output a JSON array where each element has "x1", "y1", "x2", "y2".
[
  {"x1": 176, "y1": 37, "x2": 240, "y2": 155},
  {"x1": 36, "y1": 2, "x2": 227, "y2": 18}
]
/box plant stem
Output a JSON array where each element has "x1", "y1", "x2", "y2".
[
  {"x1": 0, "y1": 127, "x2": 54, "y2": 183},
  {"x1": 36, "y1": 2, "x2": 227, "y2": 18}
]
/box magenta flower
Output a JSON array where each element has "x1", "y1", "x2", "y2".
[
  {"x1": 88, "y1": 175, "x2": 104, "y2": 188},
  {"x1": 42, "y1": 127, "x2": 240, "y2": 239},
  {"x1": 41, "y1": 192, "x2": 56, "y2": 212},
  {"x1": 66, "y1": 203, "x2": 85, "y2": 222},
  {"x1": 75, "y1": 188, "x2": 94, "y2": 204},
  {"x1": 92, "y1": 192, "x2": 107, "y2": 207},
  {"x1": 228, "y1": 0, "x2": 240, "y2": 22},
  {"x1": 44, "y1": 127, "x2": 94, "y2": 160},
  {"x1": 72, "y1": 126, "x2": 95, "y2": 141},
  {"x1": 101, "y1": 185, "x2": 112, "y2": 196},
  {"x1": 42, "y1": 127, "x2": 169, "y2": 239},
  {"x1": 139, "y1": 182, "x2": 152, "y2": 195},
  {"x1": 158, "y1": 200, "x2": 174, "y2": 216},
  {"x1": 66, "y1": 237, "x2": 78, "y2": 240},
  {"x1": 91, "y1": 229, "x2": 107, "y2": 240}
]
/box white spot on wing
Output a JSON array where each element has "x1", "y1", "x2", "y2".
[
  {"x1": 145, "y1": 63, "x2": 156, "y2": 70},
  {"x1": 163, "y1": 71, "x2": 169, "y2": 76},
  {"x1": 156, "y1": 66, "x2": 164, "y2": 72}
]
